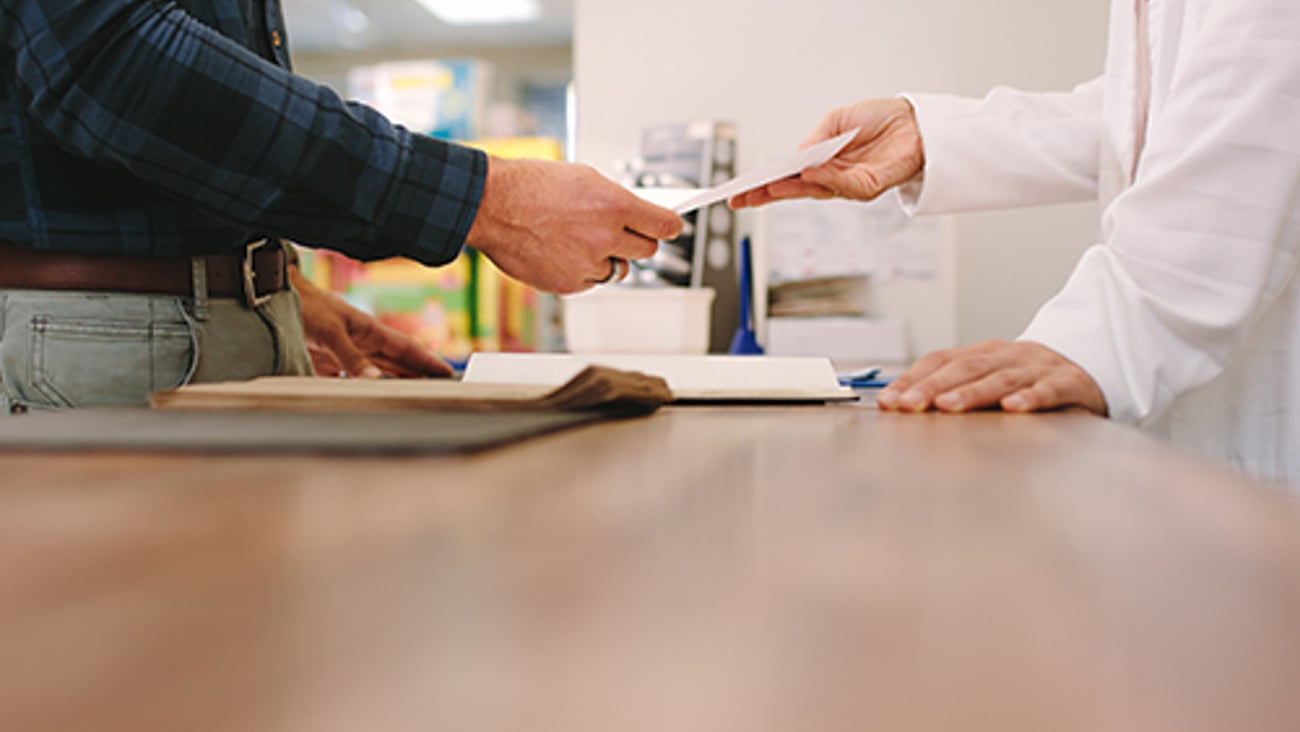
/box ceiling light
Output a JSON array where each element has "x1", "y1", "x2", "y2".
[
  {"x1": 330, "y1": 2, "x2": 371, "y2": 36},
  {"x1": 413, "y1": 0, "x2": 541, "y2": 25}
]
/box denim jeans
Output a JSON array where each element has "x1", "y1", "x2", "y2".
[{"x1": 0, "y1": 283, "x2": 312, "y2": 412}]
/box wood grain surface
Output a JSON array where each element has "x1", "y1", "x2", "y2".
[{"x1": 2, "y1": 404, "x2": 1298, "y2": 732}]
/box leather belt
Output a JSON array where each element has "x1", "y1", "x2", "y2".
[{"x1": 0, "y1": 239, "x2": 289, "y2": 309}]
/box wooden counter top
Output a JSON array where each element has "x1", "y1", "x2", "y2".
[{"x1": 2, "y1": 404, "x2": 1298, "y2": 731}]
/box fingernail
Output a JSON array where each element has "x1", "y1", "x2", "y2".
[
  {"x1": 877, "y1": 388, "x2": 900, "y2": 408},
  {"x1": 361, "y1": 365, "x2": 382, "y2": 379},
  {"x1": 1003, "y1": 394, "x2": 1028, "y2": 411},
  {"x1": 899, "y1": 388, "x2": 926, "y2": 411},
  {"x1": 935, "y1": 392, "x2": 964, "y2": 412}
]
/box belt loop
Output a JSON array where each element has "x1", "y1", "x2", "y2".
[{"x1": 189, "y1": 256, "x2": 211, "y2": 321}]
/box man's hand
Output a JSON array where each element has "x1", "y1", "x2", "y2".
[
  {"x1": 290, "y1": 266, "x2": 453, "y2": 378},
  {"x1": 466, "y1": 158, "x2": 684, "y2": 294},
  {"x1": 877, "y1": 340, "x2": 1107, "y2": 416},
  {"x1": 730, "y1": 97, "x2": 925, "y2": 209}
]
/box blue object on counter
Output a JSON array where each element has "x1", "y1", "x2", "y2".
[
  {"x1": 837, "y1": 366, "x2": 892, "y2": 388},
  {"x1": 839, "y1": 378, "x2": 893, "y2": 389},
  {"x1": 728, "y1": 235, "x2": 765, "y2": 355}
]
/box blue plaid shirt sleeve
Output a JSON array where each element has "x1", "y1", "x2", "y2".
[{"x1": 1, "y1": 0, "x2": 485, "y2": 265}]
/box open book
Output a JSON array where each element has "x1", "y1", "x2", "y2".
[
  {"x1": 150, "y1": 365, "x2": 672, "y2": 415},
  {"x1": 463, "y1": 353, "x2": 857, "y2": 403}
]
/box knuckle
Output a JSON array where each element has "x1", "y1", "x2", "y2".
[
  {"x1": 914, "y1": 350, "x2": 951, "y2": 370},
  {"x1": 1031, "y1": 380, "x2": 1063, "y2": 407},
  {"x1": 952, "y1": 357, "x2": 988, "y2": 379},
  {"x1": 989, "y1": 368, "x2": 1025, "y2": 392},
  {"x1": 589, "y1": 228, "x2": 616, "y2": 252}
]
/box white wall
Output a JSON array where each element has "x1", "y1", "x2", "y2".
[
  {"x1": 574, "y1": 0, "x2": 1107, "y2": 356},
  {"x1": 949, "y1": 2, "x2": 1106, "y2": 344}
]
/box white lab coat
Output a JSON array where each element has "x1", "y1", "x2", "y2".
[{"x1": 902, "y1": 0, "x2": 1300, "y2": 487}]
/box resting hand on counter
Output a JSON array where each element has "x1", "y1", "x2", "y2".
[
  {"x1": 729, "y1": 97, "x2": 925, "y2": 209},
  {"x1": 466, "y1": 157, "x2": 684, "y2": 294},
  {"x1": 877, "y1": 340, "x2": 1108, "y2": 416},
  {"x1": 289, "y1": 265, "x2": 453, "y2": 379}
]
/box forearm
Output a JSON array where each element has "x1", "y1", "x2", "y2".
[
  {"x1": 4, "y1": 0, "x2": 483, "y2": 265},
  {"x1": 900, "y1": 77, "x2": 1104, "y2": 215}
]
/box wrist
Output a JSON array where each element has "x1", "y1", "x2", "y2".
[
  {"x1": 465, "y1": 155, "x2": 514, "y2": 254},
  {"x1": 894, "y1": 95, "x2": 925, "y2": 175}
]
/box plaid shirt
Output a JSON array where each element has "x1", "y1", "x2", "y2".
[{"x1": 0, "y1": 0, "x2": 486, "y2": 264}]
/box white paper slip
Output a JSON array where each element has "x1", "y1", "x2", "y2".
[
  {"x1": 463, "y1": 352, "x2": 858, "y2": 403},
  {"x1": 628, "y1": 187, "x2": 703, "y2": 212},
  {"x1": 646, "y1": 128, "x2": 858, "y2": 215}
]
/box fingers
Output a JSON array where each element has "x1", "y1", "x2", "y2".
[
  {"x1": 881, "y1": 345, "x2": 1026, "y2": 413},
  {"x1": 612, "y1": 227, "x2": 661, "y2": 261},
  {"x1": 729, "y1": 177, "x2": 838, "y2": 209},
  {"x1": 801, "y1": 163, "x2": 886, "y2": 201},
  {"x1": 369, "y1": 325, "x2": 455, "y2": 377},
  {"x1": 585, "y1": 256, "x2": 626, "y2": 286},
  {"x1": 727, "y1": 106, "x2": 859, "y2": 211},
  {"x1": 735, "y1": 98, "x2": 925, "y2": 210},
  {"x1": 319, "y1": 326, "x2": 383, "y2": 379},
  {"x1": 623, "y1": 193, "x2": 685, "y2": 242},
  {"x1": 930, "y1": 367, "x2": 1035, "y2": 413},
  {"x1": 333, "y1": 305, "x2": 454, "y2": 378},
  {"x1": 876, "y1": 347, "x2": 979, "y2": 412},
  {"x1": 307, "y1": 343, "x2": 344, "y2": 377},
  {"x1": 468, "y1": 159, "x2": 683, "y2": 294},
  {"x1": 1001, "y1": 380, "x2": 1065, "y2": 413},
  {"x1": 799, "y1": 104, "x2": 857, "y2": 150},
  {"x1": 876, "y1": 341, "x2": 1107, "y2": 415},
  {"x1": 1001, "y1": 363, "x2": 1108, "y2": 416},
  {"x1": 565, "y1": 225, "x2": 659, "y2": 290}
]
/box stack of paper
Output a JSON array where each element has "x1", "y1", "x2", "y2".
[{"x1": 151, "y1": 366, "x2": 673, "y2": 415}]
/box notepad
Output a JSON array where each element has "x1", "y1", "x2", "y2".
[{"x1": 462, "y1": 353, "x2": 857, "y2": 403}]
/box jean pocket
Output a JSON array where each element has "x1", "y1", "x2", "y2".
[{"x1": 26, "y1": 316, "x2": 196, "y2": 408}]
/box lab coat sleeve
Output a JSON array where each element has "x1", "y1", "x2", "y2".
[
  {"x1": 897, "y1": 77, "x2": 1104, "y2": 214},
  {"x1": 1019, "y1": 0, "x2": 1300, "y2": 426}
]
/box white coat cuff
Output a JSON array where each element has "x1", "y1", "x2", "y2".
[{"x1": 896, "y1": 92, "x2": 984, "y2": 217}]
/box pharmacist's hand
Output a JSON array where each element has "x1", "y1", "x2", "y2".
[
  {"x1": 876, "y1": 340, "x2": 1108, "y2": 416},
  {"x1": 729, "y1": 97, "x2": 925, "y2": 209},
  {"x1": 466, "y1": 157, "x2": 683, "y2": 294},
  {"x1": 290, "y1": 266, "x2": 453, "y2": 378}
]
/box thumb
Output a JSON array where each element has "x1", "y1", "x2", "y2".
[{"x1": 799, "y1": 106, "x2": 857, "y2": 150}]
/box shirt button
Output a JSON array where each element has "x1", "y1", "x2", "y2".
[{"x1": 270, "y1": 29, "x2": 282, "y2": 48}]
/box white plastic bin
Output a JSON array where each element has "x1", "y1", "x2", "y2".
[{"x1": 563, "y1": 287, "x2": 715, "y2": 354}]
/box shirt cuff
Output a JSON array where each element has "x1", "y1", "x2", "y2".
[
  {"x1": 896, "y1": 93, "x2": 984, "y2": 217},
  {"x1": 377, "y1": 135, "x2": 487, "y2": 267}
]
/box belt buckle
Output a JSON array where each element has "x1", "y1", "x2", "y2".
[{"x1": 242, "y1": 239, "x2": 273, "y2": 309}]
